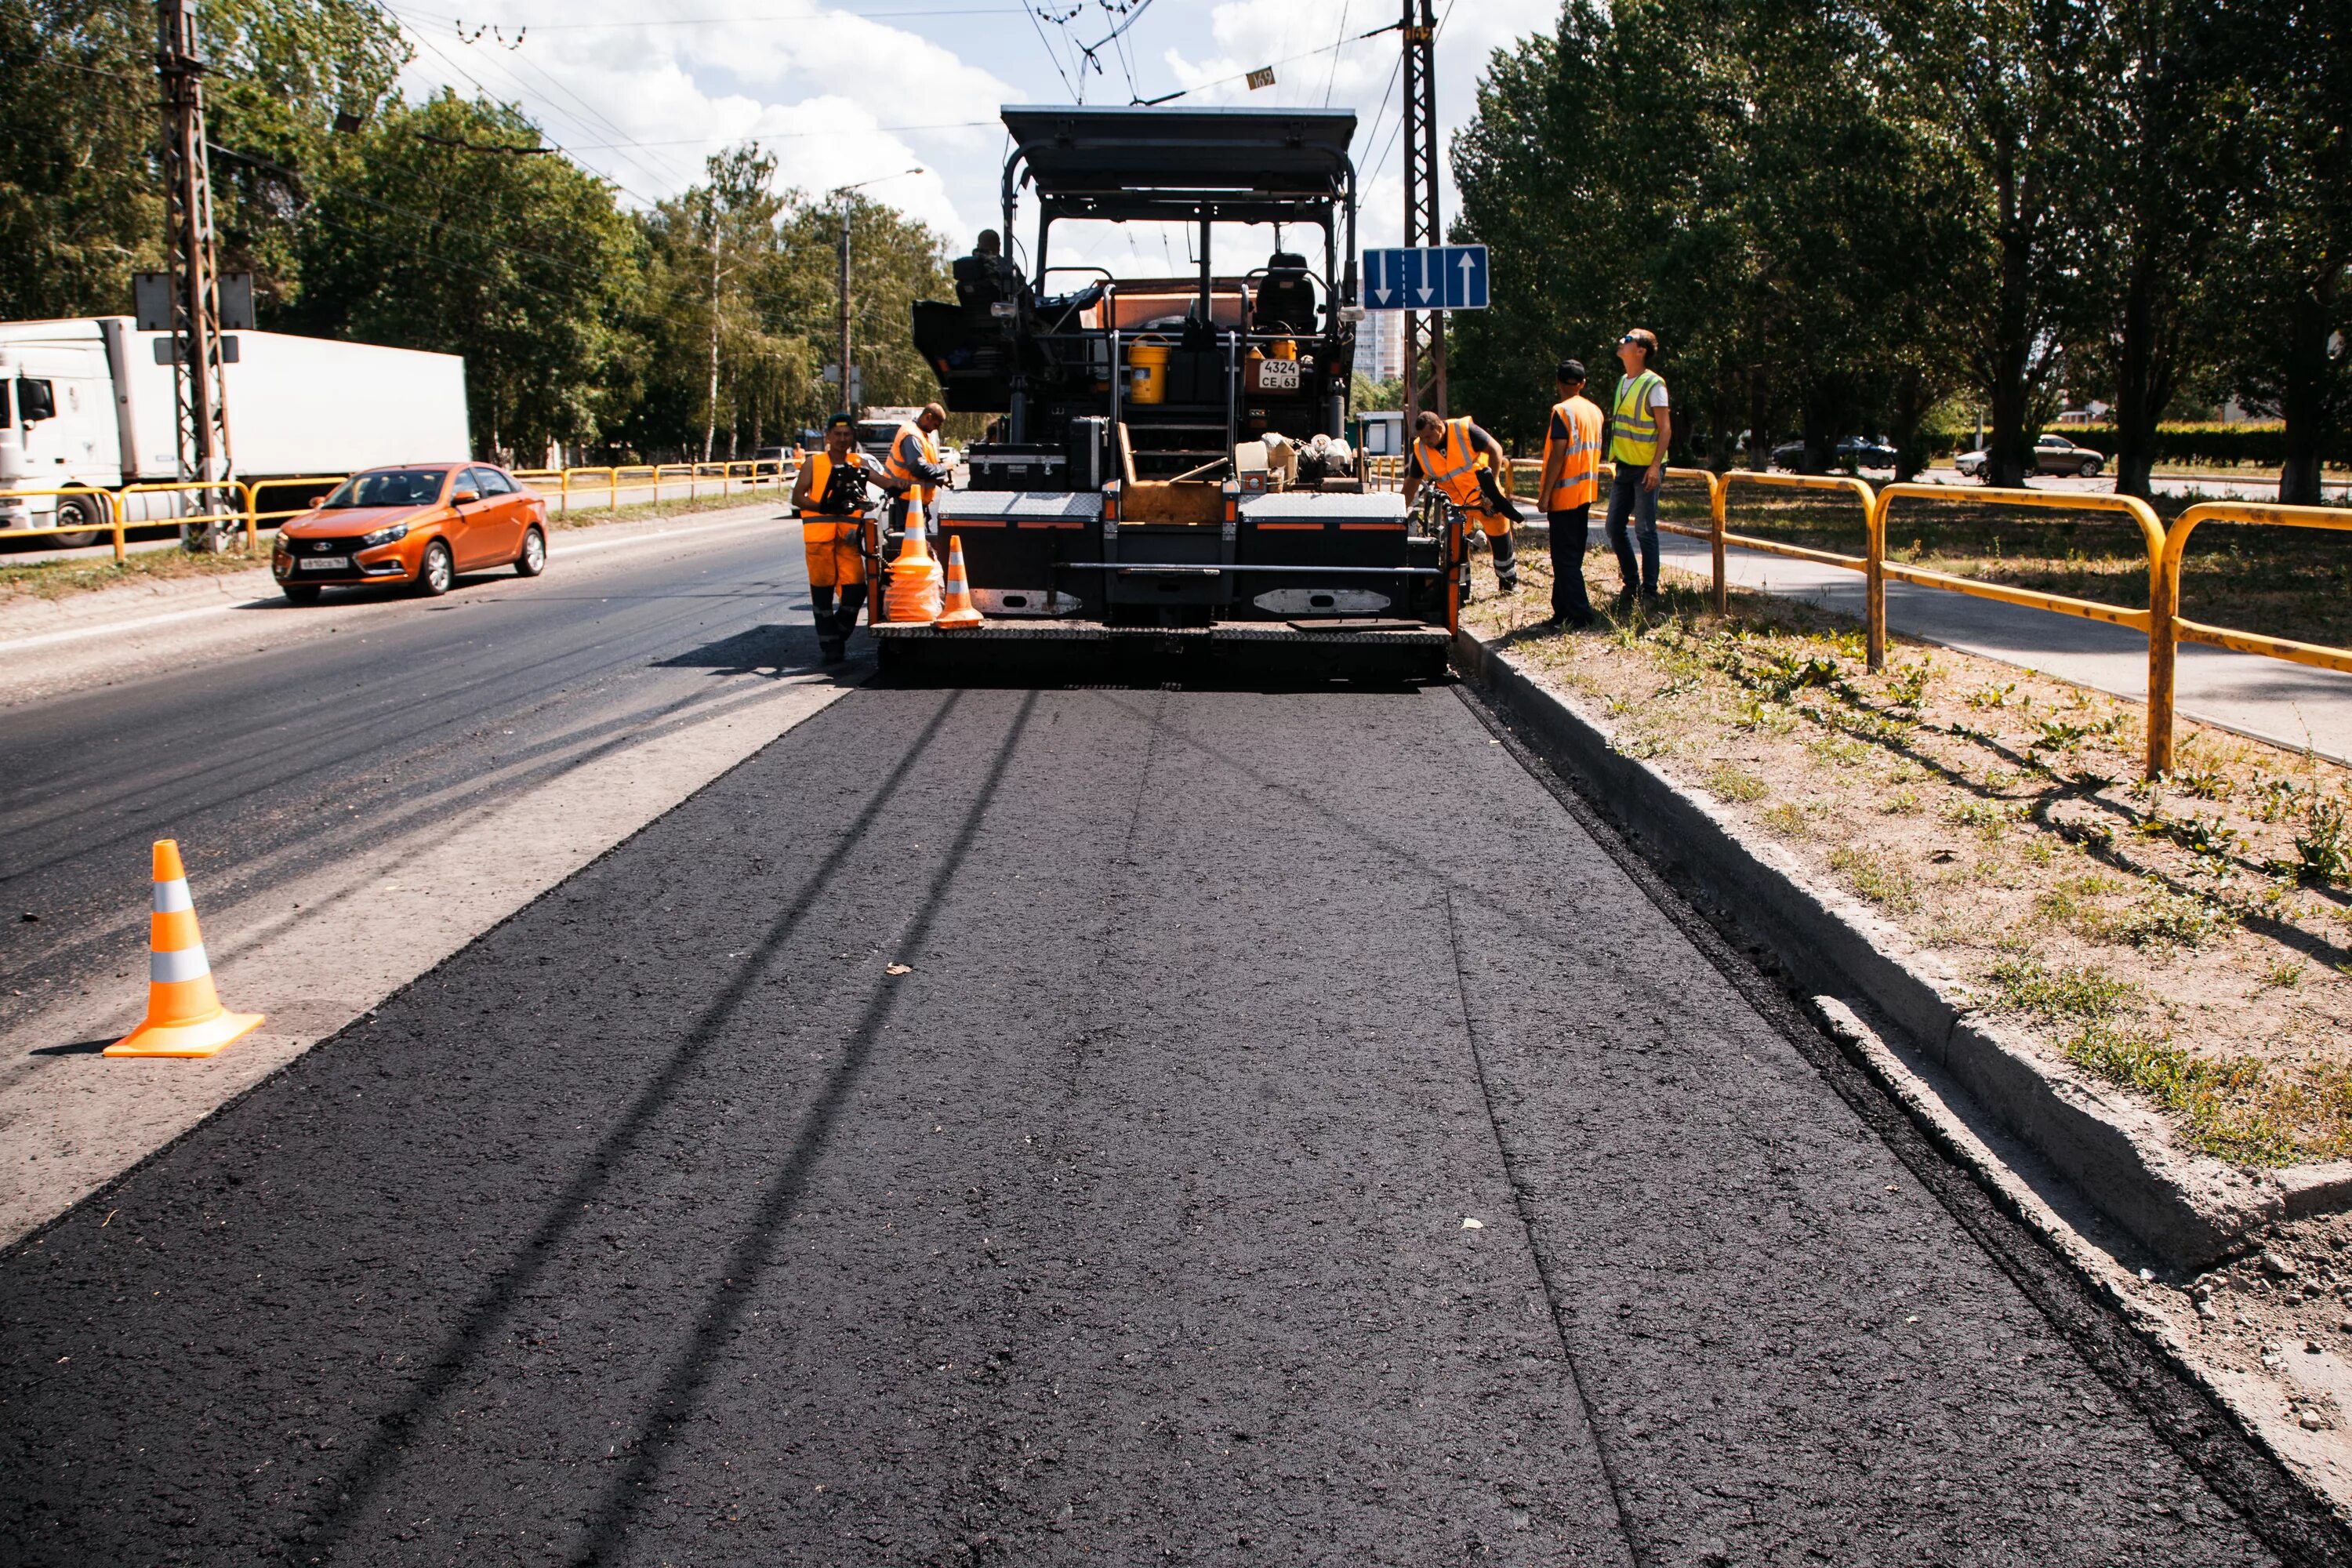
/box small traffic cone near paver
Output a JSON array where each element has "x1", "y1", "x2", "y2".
[
  {"x1": 105, "y1": 840, "x2": 263, "y2": 1059},
  {"x1": 884, "y1": 497, "x2": 945, "y2": 624},
  {"x1": 934, "y1": 535, "x2": 984, "y2": 630}
]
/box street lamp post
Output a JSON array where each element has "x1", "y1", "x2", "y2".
[{"x1": 828, "y1": 168, "x2": 922, "y2": 418}]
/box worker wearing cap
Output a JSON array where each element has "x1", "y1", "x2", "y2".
[
  {"x1": 1603, "y1": 328, "x2": 1671, "y2": 606},
  {"x1": 790, "y1": 413, "x2": 901, "y2": 662},
  {"x1": 883, "y1": 402, "x2": 953, "y2": 547},
  {"x1": 1537, "y1": 358, "x2": 1606, "y2": 628},
  {"x1": 1403, "y1": 408, "x2": 1523, "y2": 596}
]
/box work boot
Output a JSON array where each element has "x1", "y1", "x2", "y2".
[
  {"x1": 818, "y1": 634, "x2": 847, "y2": 664},
  {"x1": 834, "y1": 584, "x2": 869, "y2": 641}
]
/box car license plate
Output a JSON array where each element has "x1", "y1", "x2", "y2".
[
  {"x1": 1258, "y1": 359, "x2": 1302, "y2": 392},
  {"x1": 298, "y1": 556, "x2": 350, "y2": 572}
]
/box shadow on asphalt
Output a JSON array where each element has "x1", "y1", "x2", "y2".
[
  {"x1": 653, "y1": 622, "x2": 825, "y2": 676},
  {"x1": 297, "y1": 689, "x2": 974, "y2": 1558},
  {"x1": 24, "y1": 1039, "x2": 109, "y2": 1057}
]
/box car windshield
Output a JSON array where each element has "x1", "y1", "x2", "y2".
[{"x1": 321, "y1": 469, "x2": 448, "y2": 508}]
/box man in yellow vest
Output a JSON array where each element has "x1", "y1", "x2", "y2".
[
  {"x1": 1602, "y1": 327, "x2": 1671, "y2": 607},
  {"x1": 1537, "y1": 358, "x2": 1606, "y2": 628},
  {"x1": 883, "y1": 402, "x2": 953, "y2": 548},
  {"x1": 1403, "y1": 408, "x2": 1523, "y2": 596},
  {"x1": 789, "y1": 413, "x2": 902, "y2": 662}
]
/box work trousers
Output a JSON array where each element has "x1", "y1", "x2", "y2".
[
  {"x1": 1548, "y1": 505, "x2": 1595, "y2": 624},
  {"x1": 1604, "y1": 466, "x2": 1660, "y2": 595}
]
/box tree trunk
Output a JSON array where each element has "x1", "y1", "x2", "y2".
[
  {"x1": 2113, "y1": 249, "x2": 2172, "y2": 500},
  {"x1": 703, "y1": 227, "x2": 721, "y2": 465},
  {"x1": 1747, "y1": 363, "x2": 1770, "y2": 470},
  {"x1": 2278, "y1": 285, "x2": 2332, "y2": 506},
  {"x1": 1988, "y1": 141, "x2": 2034, "y2": 490},
  {"x1": 1889, "y1": 367, "x2": 1929, "y2": 484}
]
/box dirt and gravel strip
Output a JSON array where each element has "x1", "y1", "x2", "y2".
[{"x1": 0, "y1": 682, "x2": 2322, "y2": 1563}]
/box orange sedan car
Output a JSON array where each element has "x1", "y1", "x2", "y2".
[{"x1": 270, "y1": 463, "x2": 549, "y2": 604}]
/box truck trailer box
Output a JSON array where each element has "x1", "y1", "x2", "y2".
[
  {"x1": 108, "y1": 320, "x2": 470, "y2": 480},
  {"x1": 0, "y1": 316, "x2": 469, "y2": 529}
]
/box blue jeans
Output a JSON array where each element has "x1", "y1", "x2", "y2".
[{"x1": 1604, "y1": 466, "x2": 1659, "y2": 594}]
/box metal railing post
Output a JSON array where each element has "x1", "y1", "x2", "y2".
[
  {"x1": 2147, "y1": 543, "x2": 2179, "y2": 779},
  {"x1": 1708, "y1": 471, "x2": 1728, "y2": 615},
  {"x1": 111, "y1": 491, "x2": 126, "y2": 562},
  {"x1": 1864, "y1": 492, "x2": 1886, "y2": 671},
  {"x1": 609, "y1": 469, "x2": 618, "y2": 511}
]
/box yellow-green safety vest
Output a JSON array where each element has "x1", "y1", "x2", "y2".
[{"x1": 1609, "y1": 370, "x2": 1666, "y2": 466}]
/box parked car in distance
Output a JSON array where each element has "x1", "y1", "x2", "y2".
[
  {"x1": 1769, "y1": 436, "x2": 1899, "y2": 472},
  {"x1": 750, "y1": 445, "x2": 797, "y2": 483},
  {"x1": 271, "y1": 462, "x2": 547, "y2": 604},
  {"x1": 1954, "y1": 434, "x2": 2107, "y2": 480}
]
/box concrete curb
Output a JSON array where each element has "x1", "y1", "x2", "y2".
[{"x1": 1452, "y1": 628, "x2": 2314, "y2": 1271}]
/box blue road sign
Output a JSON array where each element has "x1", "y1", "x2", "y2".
[{"x1": 1361, "y1": 245, "x2": 1488, "y2": 310}]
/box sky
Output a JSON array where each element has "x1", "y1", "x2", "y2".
[{"x1": 381, "y1": 0, "x2": 1559, "y2": 281}]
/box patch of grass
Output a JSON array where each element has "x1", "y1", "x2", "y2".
[
  {"x1": 1830, "y1": 844, "x2": 1918, "y2": 911},
  {"x1": 2292, "y1": 800, "x2": 2351, "y2": 885},
  {"x1": 1702, "y1": 763, "x2": 1769, "y2": 804},
  {"x1": 1882, "y1": 788, "x2": 1922, "y2": 815},
  {"x1": 1806, "y1": 732, "x2": 1870, "y2": 768},
  {"x1": 1989, "y1": 956, "x2": 2134, "y2": 1022},
  {"x1": 2062, "y1": 1024, "x2": 2296, "y2": 1166},
  {"x1": 1762, "y1": 802, "x2": 1809, "y2": 838},
  {"x1": 0, "y1": 543, "x2": 268, "y2": 601},
  {"x1": 2034, "y1": 873, "x2": 2124, "y2": 935},
  {"x1": 2175, "y1": 767, "x2": 2234, "y2": 801},
  {"x1": 2264, "y1": 959, "x2": 2306, "y2": 989},
  {"x1": 2113, "y1": 887, "x2": 2230, "y2": 949},
  {"x1": 1945, "y1": 797, "x2": 2009, "y2": 844}
]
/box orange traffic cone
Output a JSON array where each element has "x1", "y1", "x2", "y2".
[
  {"x1": 105, "y1": 840, "x2": 263, "y2": 1058},
  {"x1": 934, "y1": 535, "x2": 984, "y2": 630},
  {"x1": 883, "y1": 497, "x2": 944, "y2": 624}
]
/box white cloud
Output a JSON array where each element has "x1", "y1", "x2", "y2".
[{"x1": 383, "y1": 0, "x2": 1558, "y2": 265}]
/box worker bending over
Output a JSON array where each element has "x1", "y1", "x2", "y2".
[
  {"x1": 1537, "y1": 358, "x2": 1605, "y2": 628},
  {"x1": 790, "y1": 413, "x2": 903, "y2": 663},
  {"x1": 1403, "y1": 409, "x2": 1523, "y2": 595},
  {"x1": 884, "y1": 402, "x2": 954, "y2": 546}
]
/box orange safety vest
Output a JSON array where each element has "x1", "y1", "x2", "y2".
[
  {"x1": 1543, "y1": 396, "x2": 1605, "y2": 510},
  {"x1": 884, "y1": 421, "x2": 939, "y2": 505},
  {"x1": 799, "y1": 451, "x2": 874, "y2": 518},
  {"x1": 1413, "y1": 416, "x2": 1486, "y2": 508}
]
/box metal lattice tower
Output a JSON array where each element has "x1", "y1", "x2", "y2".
[
  {"x1": 157, "y1": 0, "x2": 235, "y2": 550},
  {"x1": 1399, "y1": 0, "x2": 1443, "y2": 426}
]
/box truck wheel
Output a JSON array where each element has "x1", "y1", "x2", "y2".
[
  {"x1": 513, "y1": 525, "x2": 546, "y2": 577},
  {"x1": 51, "y1": 492, "x2": 105, "y2": 550},
  {"x1": 413, "y1": 539, "x2": 454, "y2": 597},
  {"x1": 281, "y1": 583, "x2": 322, "y2": 606}
]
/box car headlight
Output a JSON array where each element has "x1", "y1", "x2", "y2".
[{"x1": 358, "y1": 522, "x2": 409, "y2": 550}]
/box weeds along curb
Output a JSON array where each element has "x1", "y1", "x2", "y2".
[{"x1": 1451, "y1": 628, "x2": 2335, "y2": 1271}]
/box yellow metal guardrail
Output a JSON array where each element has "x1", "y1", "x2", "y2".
[{"x1": 0, "y1": 487, "x2": 131, "y2": 560}]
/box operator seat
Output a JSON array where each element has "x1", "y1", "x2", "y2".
[{"x1": 1254, "y1": 252, "x2": 1316, "y2": 336}]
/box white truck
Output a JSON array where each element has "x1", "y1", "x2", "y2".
[{"x1": 0, "y1": 317, "x2": 470, "y2": 546}]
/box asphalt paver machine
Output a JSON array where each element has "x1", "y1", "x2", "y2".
[{"x1": 887, "y1": 106, "x2": 1455, "y2": 678}]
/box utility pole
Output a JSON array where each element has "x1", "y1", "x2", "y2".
[
  {"x1": 705, "y1": 216, "x2": 722, "y2": 461},
  {"x1": 156, "y1": 0, "x2": 234, "y2": 552},
  {"x1": 1399, "y1": 0, "x2": 1443, "y2": 429}
]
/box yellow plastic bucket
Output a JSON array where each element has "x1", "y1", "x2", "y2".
[{"x1": 1127, "y1": 338, "x2": 1171, "y2": 405}]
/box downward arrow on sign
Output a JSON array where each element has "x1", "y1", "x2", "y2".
[
  {"x1": 1369, "y1": 252, "x2": 1390, "y2": 305},
  {"x1": 1415, "y1": 252, "x2": 1436, "y2": 305}
]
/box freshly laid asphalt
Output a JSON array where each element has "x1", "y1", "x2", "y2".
[{"x1": 5, "y1": 670, "x2": 2339, "y2": 1564}]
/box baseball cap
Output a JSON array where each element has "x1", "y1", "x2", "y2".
[{"x1": 1557, "y1": 358, "x2": 1587, "y2": 383}]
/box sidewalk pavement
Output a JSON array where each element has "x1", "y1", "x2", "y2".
[{"x1": 1642, "y1": 529, "x2": 2352, "y2": 764}]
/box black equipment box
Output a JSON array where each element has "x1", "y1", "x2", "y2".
[{"x1": 968, "y1": 444, "x2": 1071, "y2": 492}]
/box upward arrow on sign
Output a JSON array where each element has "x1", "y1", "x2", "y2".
[{"x1": 1457, "y1": 250, "x2": 1476, "y2": 299}]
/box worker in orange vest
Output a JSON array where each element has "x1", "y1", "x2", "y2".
[
  {"x1": 1403, "y1": 408, "x2": 1523, "y2": 596},
  {"x1": 882, "y1": 401, "x2": 953, "y2": 549},
  {"x1": 789, "y1": 413, "x2": 904, "y2": 662},
  {"x1": 1537, "y1": 358, "x2": 1606, "y2": 628}
]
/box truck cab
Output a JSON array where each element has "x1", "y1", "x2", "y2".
[{"x1": 896, "y1": 106, "x2": 1452, "y2": 677}]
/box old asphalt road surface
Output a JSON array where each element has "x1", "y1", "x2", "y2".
[
  {"x1": 2, "y1": 677, "x2": 2343, "y2": 1563},
  {"x1": 0, "y1": 516, "x2": 819, "y2": 1047}
]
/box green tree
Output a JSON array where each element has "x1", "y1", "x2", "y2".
[
  {"x1": 292, "y1": 92, "x2": 645, "y2": 459},
  {"x1": 2213, "y1": 0, "x2": 2351, "y2": 505}
]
